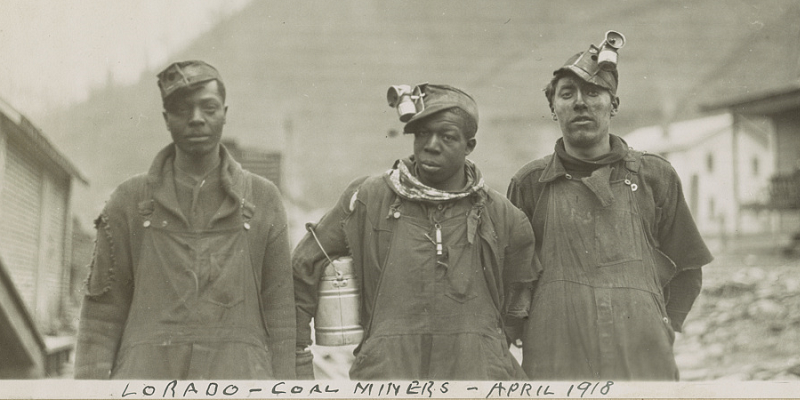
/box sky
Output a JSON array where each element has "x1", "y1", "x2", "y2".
[{"x1": 0, "y1": 0, "x2": 252, "y2": 120}]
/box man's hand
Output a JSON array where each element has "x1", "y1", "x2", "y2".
[{"x1": 295, "y1": 347, "x2": 315, "y2": 380}]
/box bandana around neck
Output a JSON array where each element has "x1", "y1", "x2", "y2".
[{"x1": 385, "y1": 157, "x2": 485, "y2": 202}]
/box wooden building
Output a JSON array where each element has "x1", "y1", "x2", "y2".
[
  {"x1": 702, "y1": 86, "x2": 800, "y2": 235},
  {"x1": 0, "y1": 97, "x2": 86, "y2": 377},
  {"x1": 624, "y1": 113, "x2": 775, "y2": 238}
]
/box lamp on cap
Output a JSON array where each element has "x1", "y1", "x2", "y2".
[
  {"x1": 386, "y1": 83, "x2": 479, "y2": 134},
  {"x1": 551, "y1": 30, "x2": 625, "y2": 95}
]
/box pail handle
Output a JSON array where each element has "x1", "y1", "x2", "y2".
[{"x1": 306, "y1": 222, "x2": 344, "y2": 280}]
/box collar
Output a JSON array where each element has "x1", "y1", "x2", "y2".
[
  {"x1": 383, "y1": 156, "x2": 486, "y2": 203},
  {"x1": 174, "y1": 158, "x2": 221, "y2": 186},
  {"x1": 144, "y1": 144, "x2": 252, "y2": 226},
  {"x1": 147, "y1": 143, "x2": 247, "y2": 200},
  {"x1": 384, "y1": 157, "x2": 489, "y2": 245},
  {"x1": 539, "y1": 134, "x2": 635, "y2": 183}
]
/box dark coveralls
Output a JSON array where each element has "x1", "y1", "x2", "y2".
[
  {"x1": 294, "y1": 169, "x2": 537, "y2": 380},
  {"x1": 507, "y1": 140, "x2": 713, "y2": 380},
  {"x1": 75, "y1": 145, "x2": 295, "y2": 379}
]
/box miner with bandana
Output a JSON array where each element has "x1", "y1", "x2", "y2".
[{"x1": 293, "y1": 84, "x2": 538, "y2": 380}]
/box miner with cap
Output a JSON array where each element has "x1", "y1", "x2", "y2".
[
  {"x1": 74, "y1": 60, "x2": 295, "y2": 379},
  {"x1": 293, "y1": 84, "x2": 538, "y2": 380},
  {"x1": 507, "y1": 33, "x2": 713, "y2": 380}
]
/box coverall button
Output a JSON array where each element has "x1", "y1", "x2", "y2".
[
  {"x1": 161, "y1": 220, "x2": 168, "y2": 227},
  {"x1": 663, "y1": 317, "x2": 669, "y2": 324},
  {"x1": 624, "y1": 179, "x2": 631, "y2": 185},
  {"x1": 565, "y1": 173, "x2": 572, "y2": 180},
  {"x1": 244, "y1": 222, "x2": 251, "y2": 230},
  {"x1": 143, "y1": 220, "x2": 151, "y2": 228},
  {"x1": 393, "y1": 211, "x2": 401, "y2": 219},
  {"x1": 631, "y1": 183, "x2": 639, "y2": 191}
]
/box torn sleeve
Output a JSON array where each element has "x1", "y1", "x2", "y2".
[{"x1": 74, "y1": 210, "x2": 134, "y2": 379}]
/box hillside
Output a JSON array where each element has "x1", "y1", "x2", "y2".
[{"x1": 37, "y1": 0, "x2": 800, "y2": 222}]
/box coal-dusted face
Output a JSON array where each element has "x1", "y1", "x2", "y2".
[
  {"x1": 411, "y1": 109, "x2": 476, "y2": 191},
  {"x1": 552, "y1": 73, "x2": 617, "y2": 151},
  {"x1": 162, "y1": 80, "x2": 227, "y2": 159}
]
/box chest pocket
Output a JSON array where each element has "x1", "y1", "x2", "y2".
[
  {"x1": 594, "y1": 206, "x2": 643, "y2": 267},
  {"x1": 589, "y1": 165, "x2": 645, "y2": 268},
  {"x1": 204, "y1": 249, "x2": 246, "y2": 308},
  {"x1": 372, "y1": 198, "x2": 483, "y2": 305},
  {"x1": 440, "y1": 243, "x2": 480, "y2": 303}
]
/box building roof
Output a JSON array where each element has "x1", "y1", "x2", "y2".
[
  {"x1": 0, "y1": 97, "x2": 88, "y2": 184},
  {"x1": 690, "y1": 3, "x2": 800, "y2": 115},
  {"x1": 623, "y1": 113, "x2": 732, "y2": 154},
  {"x1": 700, "y1": 85, "x2": 800, "y2": 116}
]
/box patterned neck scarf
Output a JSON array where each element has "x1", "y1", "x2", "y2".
[{"x1": 385, "y1": 157, "x2": 485, "y2": 202}]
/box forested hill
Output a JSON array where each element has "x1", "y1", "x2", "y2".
[{"x1": 38, "y1": 0, "x2": 800, "y2": 222}]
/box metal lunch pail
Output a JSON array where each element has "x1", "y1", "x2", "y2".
[{"x1": 315, "y1": 256, "x2": 364, "y2": 346}]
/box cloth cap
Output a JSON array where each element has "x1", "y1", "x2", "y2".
[
  {"x1": 157, "y1": 60, "x2": 223, "y2": 100},
  {"x1": 402, "y1": 84, "x2": 479, "y2": 133},
  {"x1": 553, "y1": 45, "x2": 618, "y2": 95}
]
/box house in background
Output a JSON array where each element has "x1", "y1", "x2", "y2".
[
  {"x1": 0, "y1": 96, "x2": 86, "y2": 377},
  {"x1": 624, "y1": 113, "x2": 775, "y2": 240},
  {"x1": 701, "y1": 86, "x2": 800, "y2": 238}
]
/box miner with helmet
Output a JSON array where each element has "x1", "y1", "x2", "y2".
[
  {"x1": 293, "y1": 83, "x2": 538, "y2": 380},
  {"x1": 507, "y1": 32, "x2": 713, "y2": 380}
]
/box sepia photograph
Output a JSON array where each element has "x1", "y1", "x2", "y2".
[{"x1": 0, "y1": 0, "x2": 799, "y2": 398}]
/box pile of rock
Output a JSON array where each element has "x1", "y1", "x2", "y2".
[{"x1": 675, "y1": 256, "x2": 800, "y2": 381}]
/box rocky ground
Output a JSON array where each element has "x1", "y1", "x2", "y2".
[{"x1": 674, "y1": 249, "x2": 800, "y2": 381}]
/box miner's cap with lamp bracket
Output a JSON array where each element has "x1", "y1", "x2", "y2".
[
  {"x1": 553, "y1": 30, "x2": 626, "y2": 95},
  {"x1": 387, "y1": 83, "x2": 428, "y2": 123},
  {"x1": 387, "y1": 83, "x2": 480, "y2": 133}
]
